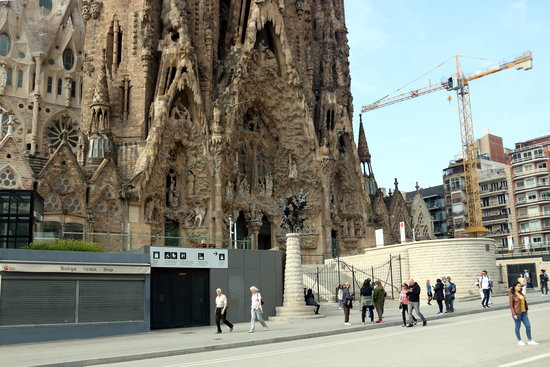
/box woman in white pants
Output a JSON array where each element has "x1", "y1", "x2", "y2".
[{"x1": 249, "y1": 286, "x2": 268, "y2": 333}]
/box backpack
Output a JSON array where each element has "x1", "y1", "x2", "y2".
[{"x1": 450, "y1": 283, "x2": 456, "y2": 294}]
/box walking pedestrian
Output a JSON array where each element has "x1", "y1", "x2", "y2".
[
  {"x1": 480, "y1": 270, "x2": 492, "y2": 308},
  {"x1": 508, "y1": 282, "x2": 538, "y2": 346},
  {"x1": 444, "y1": 276, "x2": 455, "y2": 313},
  {"x1": 539, "y1": 269, "x2": 548, "y2": 296},
  {"x1": 305, "y1": 288, "x2": 320, "y2": 314},
  {"x1": 360, "y1": 279, "x2": 374, "y2": 324},
  {"x1": 248, "y1": 286, "x2": 268, "y2": 333},
  {"x1": 342, "y1": 282, "x2": 354, "y2": 325},
  {"x1": 476, "y1": 271, "x2": 484, "y2": 303},
  {"x1": 518, "y1": 273, "x2": 527, "y2": 295},
  {"x1": 434, "y1": 278, "x2": 444, "y2": 314},
  {"x1": 399, "y1": 283, "x2": 417, "y2": 327},
  {"x1": 406, "y1": 278, "x2": 427, "y2": 327},
  {"x1": 214, "y1": 288, "x2": 234, "y2": 334},
  {"x1": 373, "y1": 280, "x2": 386, "y2": 324},
  {"x1": 426, "y1": 280, "x2": 433, "y2": 305}
]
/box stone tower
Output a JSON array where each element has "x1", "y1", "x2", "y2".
[{"x1": 3, "y1": 0, "x2": 384, "y2": 256}]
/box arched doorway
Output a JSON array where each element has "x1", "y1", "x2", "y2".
[{"x1": 258, "y1": 215, "x2": 271, "y2": 250}]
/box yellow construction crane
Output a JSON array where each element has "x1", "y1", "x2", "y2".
[{"x1": 361, "y1": 51, "x2": 533, "y2": 236}]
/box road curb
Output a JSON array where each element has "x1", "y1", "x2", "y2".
[{"x1": 38, "y1": 298, "x2": 550, "y2": 367}]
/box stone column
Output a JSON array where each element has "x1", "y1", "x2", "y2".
[
  {"x1": 283, "y1": 233, "x2": 305, "y2": 306},
  {"x1": 273, "y1": 233, "x2": 323, "y2": 319}
]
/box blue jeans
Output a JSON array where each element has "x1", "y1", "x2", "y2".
[
  {"x1": 250, "y1": 309, "x2": 267, "y2": 331},
  {"x1": 513, "y1": 312, "x2": 532, "y2": 341}
]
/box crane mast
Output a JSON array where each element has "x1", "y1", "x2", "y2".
[
  {"x1": 455, "y1": 56, "x2": 485, "y2": 235},
  {"x1": 361, "y1": 51, "x2": 533, "y2": 236}
]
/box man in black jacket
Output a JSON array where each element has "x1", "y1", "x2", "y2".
[{"x1": 406, "y1": 278, "x2": 427, "y2": 327}]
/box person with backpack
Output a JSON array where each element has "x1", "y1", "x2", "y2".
[
  {"x1": 248, "y1": 286, "x2": 268, "y2": 333},
  {"x1": 444, "y1": 276, "x2": 456, "y2": 313},
  {"x1": 360, "y1": 279, "x2": 374, "y2": 324},
  {"x1": 540, "y1": 269, "x2": 548, "y2": 296}
]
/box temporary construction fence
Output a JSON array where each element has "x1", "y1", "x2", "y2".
[{"x1": 303, "y1": 255, "x2": 403, "y2": 302}]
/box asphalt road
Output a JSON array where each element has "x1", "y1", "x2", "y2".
[{"x1": 99, "y1": 303, "x2": 550, "y2": 367}]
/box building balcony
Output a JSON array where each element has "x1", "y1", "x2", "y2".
[
  {"x1": 480, "y1": 188, "x2": 507, "y2": 197},
  {"x1": 519, "y1": 226, "x2": 550, "y2": 234},
  {"x1": 513, "y1": 168, "x2": 548, "y2": 179},
  {"x1": 514, "y1": 182, "x2": 550, "y2": 194},
  {"x1": 517, "y1": 211, "x2": 550, "y2": 221},
  {"x1": 516, "y1": 196, "x2": 550, "y2": 207},
  {"x1": 486, "y1": 229, "x2": 510, "y2": 237},
  {"x1": 481, "y1": 202, "x2": 508, "y2": 209},
  {"x1": 482, "y1": 213, "x2": 509, "y2": 222},
  {"x1": 510, "y1": 154, "x2": 546, "y2": 166}
]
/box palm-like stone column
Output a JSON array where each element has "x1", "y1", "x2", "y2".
[{"x1": 273, "y1": 190, "x2": 323, "y2": 319}]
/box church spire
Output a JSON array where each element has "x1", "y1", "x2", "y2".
[
  {"x1": 357, "y1": 114, "x2": 371, "y2": 163},
  {"x1": 87, "y1": 49, "x2": 112, "y2": 162}
]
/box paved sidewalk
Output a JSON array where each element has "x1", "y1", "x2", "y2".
[{"x1": 2, "y1": 292, "x2": 549, "y2": 367}]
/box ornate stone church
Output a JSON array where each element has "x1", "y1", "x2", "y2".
[{"x1": 0, "y1": 0, "x2": 431, "y2": 255}]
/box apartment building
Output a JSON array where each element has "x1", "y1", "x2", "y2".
[
  {"x1": 509, "y1": 135, "x2": 550, "y2": 249},
  {"x1": 479, "y1": 164, "x2": 512, "y2": 250}
]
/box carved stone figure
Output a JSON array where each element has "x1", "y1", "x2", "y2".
[
  {"x1": 0, "y1": 64, "x2": 7, "y2": 94},
  {"x1": 187, "y1": 170, "x2": 195, "y2": 196}
]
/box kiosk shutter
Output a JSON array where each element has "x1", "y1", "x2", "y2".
[{"x1": 0, "y1": 279, "x2": 76, "y2": 326}]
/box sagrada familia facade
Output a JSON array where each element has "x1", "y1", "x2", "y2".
[{"x1": 0, "y1": 0, "x2": 433, "y2": 255}]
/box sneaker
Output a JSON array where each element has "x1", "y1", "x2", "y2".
[
  {"x1": 527, "y1": 340, "x2": 539, "y2": 345},
  {"x1": 344, "y1": 322, "x2": 351, "y2": 325},
  {"x1": 230, "y1": 327, "x2": 233, "y2": 332},
  {"x1": 376, "y1": 320, "x2": 383, "y2": 324},
  {"x1": 436, "y1": 312, "x2": 442, "y2": 314},
  {"x1": 518, "y1": 340, "x2": 526, "y2": 346},
  {"x1": 216, "y1": 331, "x2": 222, "y2": 334},
  {"x1": 422, "y1": 320, "x2": 427, "y2": 326},
  {"x1": 413, "y1": 321, "x2": 417, "y2": 325},
  {"x1": 407, "y1": 324, "x2": 414, "y2": 327},
  {"x1": 263, "y1": 326, "x2": 269, "y2": 331},
  {"x1": 402, "y1": 324, "x2": 407, "y2": 327},
  {"x1": 248, "y1": 330, "x2": 254, "y2": 333},
  {"x1": 362, "y1": 322, "x2": 365, "y2": 325}
]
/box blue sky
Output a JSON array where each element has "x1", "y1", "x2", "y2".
[{"x1": 344, "y1": 0, "x2": 549, "y2": 193}]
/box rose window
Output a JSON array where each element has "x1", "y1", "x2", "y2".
[
  {"x1": 0, "y1": 166, "x2": 17, "y2": 187},
  {"x1": 53, "y1": 175, "x2": 71, "y2": 193},
  {"x1": 45, "y1": 116, "x2": 79, "y2": 151},
  {"x1": 63, "y1": 198, "x2": 82, "y2": 213},
  {"x1": 44, "y1": 194, "x2": 61, "y2": 211}
]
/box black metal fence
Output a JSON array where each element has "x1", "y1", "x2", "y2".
[{"x1": 303, "y1": 255, "x2": 403, "y2": 302}]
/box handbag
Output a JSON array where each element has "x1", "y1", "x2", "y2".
[{"x1": 361, "y1": 295, "x2": 373, "y2": 307}]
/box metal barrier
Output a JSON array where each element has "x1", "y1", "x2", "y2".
[
  {"x1": 496, "y1": 241, "x2": 550, "y2": 258},
  {"x1": 303, "y1": 255, "x2": 402, "y2": 302}
]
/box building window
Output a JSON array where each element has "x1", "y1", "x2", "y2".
[
  {"x1": 497, "y1": 194, "x2": 507, "y2": 204},
  {"x1": 481, "y1": 184, "x2": 488, "y2": 192},
  {"x1": 39, "y1": 0, "x2": 53, "y2": 11},
  {"x1": 6, "y1": 68, "x2": 12, "y2": 85},
  {"x1": 71, "y1": 81, "x2": 76, "y2": 97},
  {"x1": 57, "y1": 78, "x2": 62, "y2": 95},
  {"x1": 537, "y1": 162, "x2": 547, "y2": 169},
  {"x1": 0, "y1": 34, "x2": 11, "y2": 56},
  {"x1": 62, "y1": 49, "x2": 74, "y2": 70},
  {"x1": 481, "y1": 198, "x2": 490, "y2": 207},
  {"x1": 47, "y1": 77, "x2": 52, "y2": 93},
  {"x1": 0, "y1": 166, "x2": 18, "y2": 187},
  {"x1": 17, "y1": 70, "x2": 23, "y2": 88}
]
